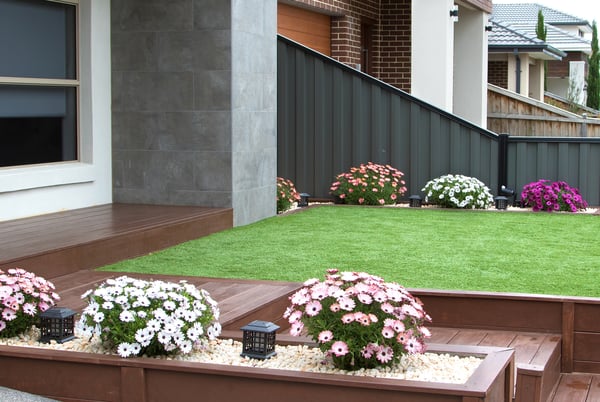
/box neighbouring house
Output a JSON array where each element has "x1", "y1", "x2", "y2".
[
  {"x1": 0, "y1": 0, "x2": 494, "y2": 224},
  {"x1": 491, "y1": 3, "x2": 592, "y2": 104},
  {"x1": 278, "y1": 0, "x2": 493, "y2": 127},
  {"x1": 488, "y1": 20, "x2": 566, "y2": 101}
]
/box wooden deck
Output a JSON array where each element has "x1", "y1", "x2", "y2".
[
  {"x1": 0, "y1": 203, "x2": 232, "y2": 278},
  {"x1": 1, "y1": 204, "x2": 599, "y2": 401}
]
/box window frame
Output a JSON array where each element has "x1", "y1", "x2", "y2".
[{"x1": 0, "y1": 0, "x2": 80, "y2": 169}]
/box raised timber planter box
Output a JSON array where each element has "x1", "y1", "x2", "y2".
[{"x1": 0, "y1": 343, "x2": 514, "y2": 402}]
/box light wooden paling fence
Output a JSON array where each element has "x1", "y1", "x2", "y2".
[{"x1": 487, "y1": 84, "x2": 600, "y2": 137}]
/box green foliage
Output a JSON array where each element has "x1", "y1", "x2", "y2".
[
  {"x1": 536, "y1": 10, "x2": 548, "y2": 90},
  {"x1": 587, "y1": 21, "x2": 600, "y2": 110},
  {"x1": 536, "y1": 10, "x2": 546, "y2": 41},
  {"x1": 277, "y1": 177, "x2": 300, "y2": 213},
  {"x1": 421, "y1": 174, "x2": 494, "y2": 209},
  {"x1": 330, "y1": 162, "x2": 407, "y2": 205}
]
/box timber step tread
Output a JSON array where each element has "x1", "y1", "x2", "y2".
[{"x1": 429, "y1": 326, "x2": 561, "y2": 402}]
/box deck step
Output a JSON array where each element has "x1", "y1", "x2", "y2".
[
  {"x1": 429, "y1": 327, "x2": 561, "y2": 402},
  {"x1": 0, "y1": 204, "x2": 233, "y2": 279}
]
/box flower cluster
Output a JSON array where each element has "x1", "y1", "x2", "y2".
[
  {"x1": 78, "y1": 276, "x2": 221, "y2": 358},
  {"x1": 422, "y1": 174, "x2": 494, "y2": 209},
  {"x1": 284, "y1": 269, "x2": 431, "y2": 371},
  {"x1": 521, "y1": 180, "x2": 588, "y2": 212},
  {"x1": 0, "y1": 268, "x2": 60, "y2": 338},
  {"x1": 329, "y1": 162, "x2": 407, "y2": 205},
  {"x1": 277, "y1": 177, "x2": 301, "y2": 213}
]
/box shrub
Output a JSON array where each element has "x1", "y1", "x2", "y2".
[
  {"x1": 277, "y1": 177, "x2": 301, "y2": 213},
  {"x1": 284, "y1": 269, "x2": 431, "y2": 371},
  {"x1": 0, "y1": 268, "x2": 60, "y2": 338},
  {"x1": 422, "y1": 174, "x2": 494, "y2": 209},
  {"x1": 521, "y1": 180, "x2": 588, "y2": 212},
  {"x1": 78, "y1": 276, "x2": 221, "y2": 358},
  {"x1": 329, "y1": 162, "x2": 407, "y2": 205}
]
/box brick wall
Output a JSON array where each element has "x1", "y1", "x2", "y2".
[
  {"x1": 488, "y1": 60, "x2": 508, "y2": 89},
  {"x1": 287, "y1": 0, "x2": 411, "y2": 92}
]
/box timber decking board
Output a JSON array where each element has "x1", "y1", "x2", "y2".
[
  {"x1": 0, "y1": 204, "x2": 229, "y2": 261},
  {"x1": 0, "y1": 203, "x2": 233, "y2": 278},
  {"x1": 50, "y1": 271, "x2": 301, "y2": 328}
]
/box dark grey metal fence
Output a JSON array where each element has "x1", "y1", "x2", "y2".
[{"x1": 277, "y1": 35, "x2": 600, "y2": 206}]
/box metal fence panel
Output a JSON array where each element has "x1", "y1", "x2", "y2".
[
  {"x1": 278, "y1": 36, "x2": 599, "y2": 206},
  {"x1": 506, "y1": 137, "x2": 600, "y2": 204}
]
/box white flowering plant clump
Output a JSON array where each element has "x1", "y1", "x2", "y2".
[
  {"x1": 79, "y1": 276, "x2": 221, "y2": 358},
  {"x1": 422, "y1": 174, "x2": 494, "y2": 209},
  {"x1": 284, "y1": 269, "x2": 431, "y2": 371},
  {"x1": 0, "y1": 268, "x2": 60, "y2": 338}
]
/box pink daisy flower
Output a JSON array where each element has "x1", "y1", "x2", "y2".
[
  {"x1": 361, "y1": 343, "x2": 378, "y2": 359},
  {"x1": 405, "y1": 337, "x2": 423, "y2": 354},
  {"x1": 22, "y1": 303, "x2": 36, "y2": 316},
  {"x1": 393, "y1": 320, "x2": 406, "y2": 333},
  {"x1": 318, "y1": 330, "x2": 333, "y2": 343},
  {"x1": 357, "y1": 293, "x2": 373, "y2": 305},
  {"x1": 376, "y1": 346, "x2": 393, "y2": 363},
  {"x1": 338, "y1": 297, "x2": 356, "y2": 311},
  {"x1": 305, "y1": 300, "x2": 322, "y2": 317},
  {"x1": 2, "y1": 308, "x2": 17, "y2": 321},
  {"x1": 303, "y1": 278, "x2": 319, "y2": 287},
  {"x1": 287, "y1": 310, "x2": 303, "y2": 323},
  {"x1": 368, "y1": 313, "x2": 378, "y2": 323},
  {"x1": 331, "y1": 341, "x2": 349, "y2": 356},
  {"x1": 373, "y1": 291, "x2": 387, "y2": 303},
  {"x1": 341, "y1": 313, "x2": 355, "y2": 324},
  {"x1": 330, "y1": 303, "x2": 341, "y2": 312},
  {"x1": 355, "y1": 312, "x2": 371, "y2": 326},
  {"x1": 381, "y1": 302, "x2": 395, "y2": 314},
  {"x1": 289, "y1": 321, "x2": 304, "y2": 336},
  {"x1": 382, "y1": 326, "x2": 395, "y2": 338}
]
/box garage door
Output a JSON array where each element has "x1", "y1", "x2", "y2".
[{"x1": 277, "y1": 3, "x2": 331, "y2": 56}]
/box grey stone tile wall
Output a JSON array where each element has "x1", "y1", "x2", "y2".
[{"x1": 112, "y1": 0, "x2": 277, "y2": 226}]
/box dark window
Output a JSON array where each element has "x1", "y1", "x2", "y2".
[{"x1": 0, "y1": 0, "x2": 78, "y2": 168}]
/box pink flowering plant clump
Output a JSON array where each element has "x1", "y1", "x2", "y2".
[
  {"x1": 284, "y1": 269, "x2": 431, "y2": 371},
  {"x1": 277, "y1": 177, "x2": 301, "y2": 213},
  {"x1": 329, "y1": 162, "x2": 407, "y2": 205},
  {"x1": 78, "y1": 276, "x2": 221, "y2": 358},
  {"x1": 0, "y1": 268, "x2": 60, "y2": 338},
  {"x1": 521, "y1": 179, "x2": 588, "y2": 212}
]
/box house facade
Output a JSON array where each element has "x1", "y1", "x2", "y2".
[
  {"x1": 0, "y1": 0, "x2": 277, "y2": 226},
  {"x1": 488, "y1": 20, "x2": 565, "y2": 101},
  {"x1": 490, "y1": 3, "x2": 591, "y2": 104},
  {"x1": 0, "y1": 0, "x2": 492, "y2": 224},
  {"x1": 278, "y1": 0, "x2": 492, "y2": 127}
]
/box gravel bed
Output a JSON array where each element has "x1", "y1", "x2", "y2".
[{"x1": 1, "y1": 328, "x2": 482, "y2": 384}]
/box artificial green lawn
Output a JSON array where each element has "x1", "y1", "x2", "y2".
[{"x1": 100, "y1": 205, "x2": 600, "y2": 297}]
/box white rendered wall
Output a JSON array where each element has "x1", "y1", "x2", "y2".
[
  {"x1": 453, "y1": 6, "x2": 488, "y2": 127},
  {"x1": 570, "y1": 61, "x2": 586, "y2": 105},
  {"x1": 0, "y1": 0, "x2": 112, "y2": 221},
  {"x1": 528, "y1": 59, "x2": 544, "y2": 101},
  {"x1": 412, "y1": 0, "x2": 455, "y2": 113}
]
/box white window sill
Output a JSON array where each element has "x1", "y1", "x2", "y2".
[{"x1": 0, "y1": 162, "x2": 96, "y2": 193}]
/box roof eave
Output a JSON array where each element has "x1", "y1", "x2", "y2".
[{"x1": 488, "y1": 45, "x2": 565, "y2": 60}]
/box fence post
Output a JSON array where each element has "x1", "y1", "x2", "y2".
[
  {"x1": 497, "y1": 133, "x2": 509, "y2": 195},
  {"x1": 580, "y1": 113, "x2": 588, "y2": 137}
]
